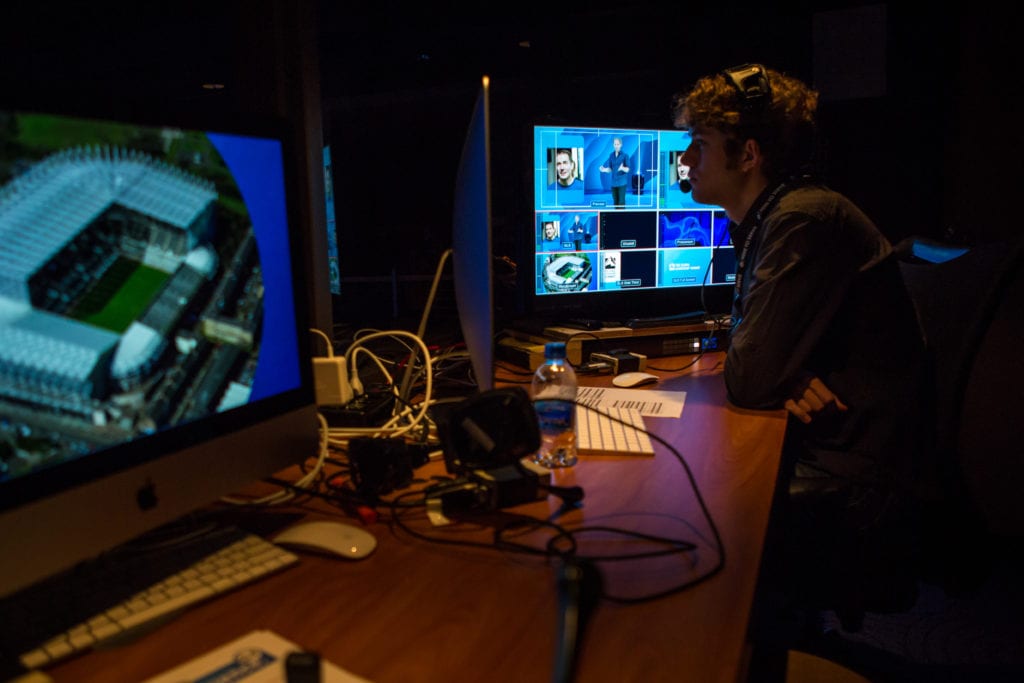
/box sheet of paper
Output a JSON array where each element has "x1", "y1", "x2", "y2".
[
  {"x1": 142, "y1": 629, "x2": 372, "y2": 683},
  {"x1": 577, "y1": 386, "x2": 685, "y2": 418}
]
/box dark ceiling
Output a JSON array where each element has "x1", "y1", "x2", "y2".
[
  {"x1": 313, "y1": 1, "x2": 826, "y2": 101},
  {"x1": 1, "y1": 1, "x2": 885, "y2": 114}
]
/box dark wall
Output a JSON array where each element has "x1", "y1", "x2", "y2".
[
  {"x1": 3, "y1": 2, "x2": 1016, "y2": 327},
  {"x1": 941, "y1": 6, "x2": 1022, "y2": 246},
  {"x1": 320, "y1": 3, "x2": 992, "y2": 323},
  {"x1": 319, "y1": 3, "x2": 815, "y2": 322}
]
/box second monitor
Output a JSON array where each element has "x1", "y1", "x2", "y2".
[{"x1": 529, "y1": 125, "x2": 736, "y2": 325}]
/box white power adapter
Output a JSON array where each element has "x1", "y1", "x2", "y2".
[{"x1": 313, "y1": 356, "x2": 354, "y2": 406}]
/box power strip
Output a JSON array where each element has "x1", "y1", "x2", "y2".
[{"x1": 320, "y1": 390, "x2": 396, "y2": 427}]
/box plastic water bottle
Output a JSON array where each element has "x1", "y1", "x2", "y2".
[{"x1": 531, "y1": 342, "x2": 578, "y2": 468}]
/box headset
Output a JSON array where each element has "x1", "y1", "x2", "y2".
[{"x1": 721, "y1": 63, "x2": 772, "y2": 113}]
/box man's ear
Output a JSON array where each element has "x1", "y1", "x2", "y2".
[{"x1": 740, "y1": 138, "x2": 763, "y2": 172}]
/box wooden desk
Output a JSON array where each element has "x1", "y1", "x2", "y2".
[{"x1": 46, "y1": 352, "x2": 786, "y2": 683}]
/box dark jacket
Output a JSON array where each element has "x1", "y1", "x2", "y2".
[{"x1": 725, "y1": 183, "x2": 927, "y2": 487}]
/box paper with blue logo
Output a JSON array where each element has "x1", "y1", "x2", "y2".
[{"x1": 143, "y1": 629, "x2": 371, "y2": 683}]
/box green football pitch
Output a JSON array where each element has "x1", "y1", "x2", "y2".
[{"x1": 72, "y1": 258, "x2": 169, "y2": 333}]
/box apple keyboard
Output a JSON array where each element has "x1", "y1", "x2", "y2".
[
  {"x1": 575, "y1": 405, "x2": 655, "y2": 455},
  {"x1": 9, "y1": 526, "x2": 298, "y2": 671}
]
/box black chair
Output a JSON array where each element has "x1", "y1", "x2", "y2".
[
  {"x1": 749, "y1": 236, "x2": 1024, "y2": 682},
  {"x1": 895, "y1": 235, "x2": 1024, "y2": 590}
]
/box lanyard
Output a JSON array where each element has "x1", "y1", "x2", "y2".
[{"x1": 733, "y1": 181, "x2": 789, "y2": 300}]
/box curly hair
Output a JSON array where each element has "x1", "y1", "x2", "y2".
[{"x1": 672, "y1": 66, "x2": 819, "y2": 183}]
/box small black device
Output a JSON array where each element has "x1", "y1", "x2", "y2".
[
  {"x1": 285, "y1": 651, "x2": 322, "y2": 683},
  {"x1": 347, "y1": 437, "x2": 429, "y2": 498},
  {"x1": 563, "y1": 318, "x2": 603, "y2": 331},
  {"x1": 433, "y1": 388, "x2": 584, "y2": 512},
  {"x1": 589, "y1": 349, "x2": 645, "y2": 374},
  {"x1": 437, "y1": 387, "x2": 541, "y2": 474}
]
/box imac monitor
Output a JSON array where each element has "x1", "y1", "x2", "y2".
[
  {"x1": 531, "y1": 125, "x2": 736, "y2": 323},
  {"x1": 452, "y1": 76, "x2": 495, "y2": 392},
  {"x1": 0, "y1": 107, "x2": 319, "y2": 598}
]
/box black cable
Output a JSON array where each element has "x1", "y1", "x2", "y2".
[
  {"x1": 569, "y1": 401, "x2": 727, "y2": 604},
  {"x1": 386, "y1": 489, "x2": 558, "y2": 555},
  {"x1": 387, "y1": 479, "x2": 716, "y2": 602},
  {"x1": 699, "y1": 215, "x2": 734, "y2": 317},
  {"x1": 645, "y1": 349, "x2": 705, "y2": 373},
  {"x1": 543, "y1": 526, "x2": 697, "y2": 562},
  {"x1": 379, "y1": 397, "x2": 727, "y2": 604}
]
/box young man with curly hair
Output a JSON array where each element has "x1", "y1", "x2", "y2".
[{"x1": 673, "y1": 65, "x2": 929, "y2": 627}]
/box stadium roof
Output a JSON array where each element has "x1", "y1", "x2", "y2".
[
  {"x1": 0, "y1": 146, "x2": 217, "y2": 303},
  {"x1": 0, "y1": 297, "x2": 119, "y2": 382}
]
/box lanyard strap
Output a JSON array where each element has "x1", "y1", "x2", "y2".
[{"x1": 734, "y1": 181, "x2": 789, "y2": 299}]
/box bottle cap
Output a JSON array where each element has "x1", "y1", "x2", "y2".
[{"x1": 544, "y1": 342, "x2": 567, "y2": 360}]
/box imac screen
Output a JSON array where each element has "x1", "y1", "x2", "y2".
[
  {"x1": 0, "y1": 107, "x2": 317, "y2": 596},
  {"x1": 531, "y1": 125, "x2": 735, "y2": 322},
  {"x1": 452, "y1": 76, "x2": 494, "y2": 391}
]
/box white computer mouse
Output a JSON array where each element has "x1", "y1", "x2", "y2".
[
  {"x1": 612, "y1": 371, "x2": 659, "y2": 388},
  {"x1": 273, "y1": 520, "x2": 377, "y2": 560}
]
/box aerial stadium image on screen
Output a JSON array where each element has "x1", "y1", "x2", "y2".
[
  {"x1": 0, "y1": 110, "x2": 291, "y2": 483},
  {"x1": 538, "y1": 253, "x2": 594, "y2": 293}
]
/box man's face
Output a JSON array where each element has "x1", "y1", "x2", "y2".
[
  {"x1": 676, "y1": 154, "x2": 689, "y2": 181},
  {"x1": 612, "y1": 139, "x2": 622, "y2": 153},
  {"x1": 544, "y1": 222, "x2": 557, "y2": 239},
  {"x1": 679, "y1": 125, "x2": 741, "y2": 208},
  {"x1": 555, "y1": 153, "x2": 574, "y2": 185}
]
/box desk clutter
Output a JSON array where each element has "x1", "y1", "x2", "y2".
[{"x1": 26, "y1": 347, "x2": 789, "y2": 683}]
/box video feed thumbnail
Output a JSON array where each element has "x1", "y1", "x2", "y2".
[
  {"x1": 599, "y1": 249, "x2": 656, "y2": 290},
  {"x1": 600, "y1": 211, "x2": 658, "y2": 250},
  {"x1": 659, "y1": 210, "x2": 713, "y2": 248},
  {"x1": 710, "y1": 247, "x2": 738, "y2": 284},
  {"x1": 536, "y1": 253, "x2": 596, "y2": 294},
  {"x1": 537, "y1": 212, "x2": 598, "y2": 253},
  {"x1": 657, "y1": 249, "x2": 713, "y2": 287}
]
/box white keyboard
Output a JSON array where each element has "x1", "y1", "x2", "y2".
[
  {"x1": 19, "y1": 532, "x2": 298, "y2": 670},
  {"x1": 575, "y1": 405, "x2": 655, "y2": 455}
]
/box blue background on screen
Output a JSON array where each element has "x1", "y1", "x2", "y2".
[
  {"x1": 713, "y1": 213, "x2": 733, "y2": 247},
  {"x1": 658, "y1": 249, "x2": 713, "y2": 287},
  {"x1": 208, "y1": 133, "x2": 301, "y2": 401},
  {"x1": 659, "y1": 210, "x2": 713, "y2": 247}
]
